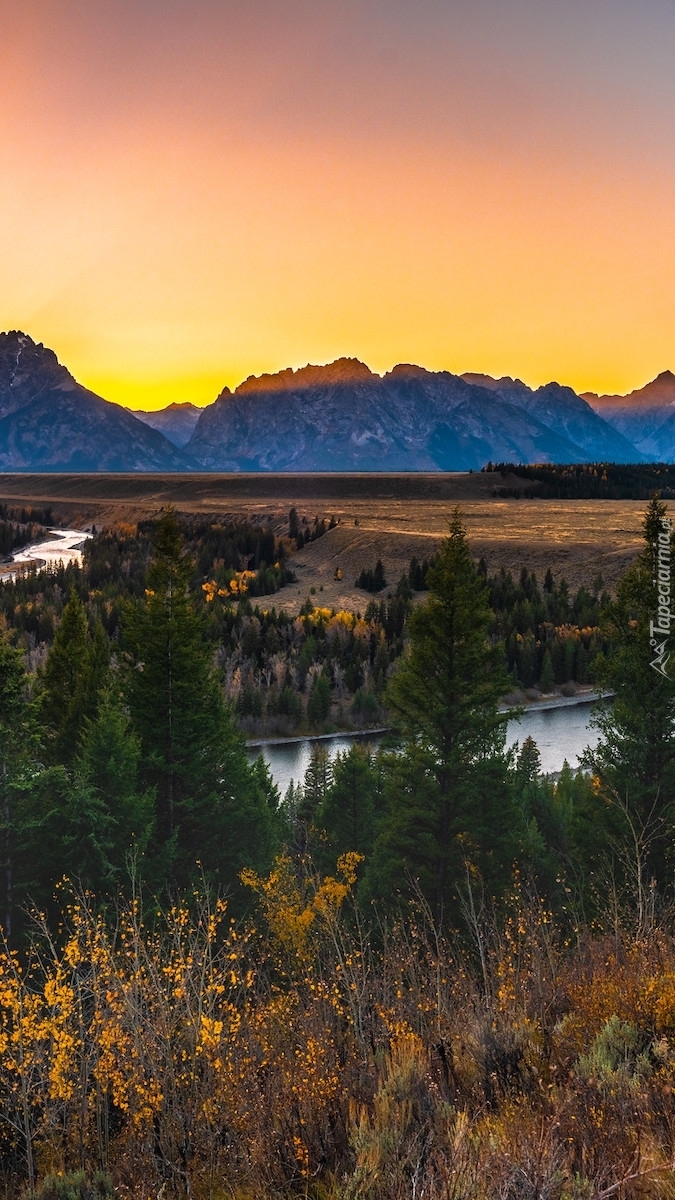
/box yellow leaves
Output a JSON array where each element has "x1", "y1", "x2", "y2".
[
  {"x1": 197, "y1": 1015, "x2": 224, "y2": 1052},
  {"x1": 299, "y1": 606, "x2": 359, "y2": 631},
  {"x1": 62, "y1": 935, "x2": 82, "y2": 970},
  {"x1": 336, "y1": 851, "x2": 363, "y2": 887},
  {"x1": 202, "y1": 579, "x2": 230, "y2": 601},
  {"x1": 241, "y1": 857, "x2": 315, "y2": 958},
  {"x1": 0, "y1": 886, "x2": 258, "y2": 1168},
  {"x1": 241, "y1": 852, "x2": 363, "y2": 965},
  {"x1": 308, "y1": 606, "x2": 333, "y2": 624},
  {"x1": 292, "y1": 1134, "x2": 310, "y2": 1176},
  {"x1": 228, "y1": 570, "x2": 256, "y2": 595}
]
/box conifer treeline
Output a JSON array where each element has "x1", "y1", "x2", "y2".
[{"x1": 485, "y1": 460, "x2": 675, "y2": 499}]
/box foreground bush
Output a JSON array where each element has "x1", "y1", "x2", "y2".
[{"x1": 2, "y1": 868, "x2": 675, "y2": 1197}]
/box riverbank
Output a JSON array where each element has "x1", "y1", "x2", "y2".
[
  {"x1": 249, "y1": 701, "x2": 602, "y2": 790},
  {"x1": 246, "y1": 691, "x2": 609, "y2": 750},
  {"x1": 246, "y1": 726, "x2": 390, "y2": 749},
  {"x1": 499, "y1": 688, "x2": 611, "y2": 714}
]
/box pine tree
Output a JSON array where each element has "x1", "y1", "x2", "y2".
[
  {"x1": 122, "y1": 510, "x2": 274, "y2": 894},
  {"x1": 540, "y1": 648, "x2": 555, "y2": 693},
  {"x1": 369, "y1": 508, "x2": 515, "y2": 919},
  {"x1": 76, "y1": 689, "x2": 154, "y2": 880},
  {"x1": 316, "y1": 743, "x2": 378, "y2": 871},
  {"x1": 0, "y1": 634, "x2": 74, "y2": 938},
  {"x1": 0, "y1": 635, "x2": 29, "y2": 938},
  {"x1": 41, "y1": 589, "x2": 102, "y2": 764},
  {"x1": 586, "y1": 495, "x2": 675, "y2": 892},
  {"x1": 307, "y1": 672, "x2": 331, "y2": 726}
]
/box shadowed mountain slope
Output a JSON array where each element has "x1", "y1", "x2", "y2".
[
  {"x1": 186, "y1": 359, "x2": 638, "y2": 471},
  {"x1": 131, "y1": 402, "x2": 202, "y2": 448},
  {"x1": 0, "y1": 334, "x2": 661, "y2": 472},
  {"x1": 462, "y1": 373, "x2": 641, "y2": 464},
  {"x1": 0, "y1": 333, "x2": 192, "y2": 471},
  {"x1": 583, "y1": 371, "x2": 675, "y2": 459}
]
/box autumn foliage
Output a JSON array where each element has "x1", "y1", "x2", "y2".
[{"x1": 0, "y1": 868, "x2": 674, "y2": 1199}]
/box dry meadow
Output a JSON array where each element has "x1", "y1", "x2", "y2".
[{"x1": 0, "y1": 472, "x2": 647, "y2": 609}]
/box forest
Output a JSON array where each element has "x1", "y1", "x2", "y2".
[
  {"x1": 0, "y1": 499, "x2": 673, "y2": 1198},
  {"x1": 484, "y1": 461, "x2": 675, "y2": 500}
]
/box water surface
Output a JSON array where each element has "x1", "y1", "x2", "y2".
[
  {"x1": 249, "y1": 699, "x2": 605, "y2": 794},
  {"x1": 2, "y1": 528, "x2": 91, "y2": 581}
]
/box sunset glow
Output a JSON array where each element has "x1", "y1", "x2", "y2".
[{"x1": 2, "y1": 1, "x2": 674, "y2": 409}]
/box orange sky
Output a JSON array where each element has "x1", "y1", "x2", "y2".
[{"x1": 2, "y1": 0, "x2": 674, "y2": 409}]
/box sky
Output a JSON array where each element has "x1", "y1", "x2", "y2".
[{"x1": 2, "y1": 0, "x2": 675, "y2": 409}]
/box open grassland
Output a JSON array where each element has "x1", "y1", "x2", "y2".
[{"x1": 0, "y1": 472, "x2": 647, "y2": 607}]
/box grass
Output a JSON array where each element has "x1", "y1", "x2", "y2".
[{"x1": 0, "y1": 473, "x2": 647, "y2": 607}]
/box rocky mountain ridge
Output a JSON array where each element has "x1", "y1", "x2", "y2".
[
  {"x1": 582, "y1": 371, "x2": 675, "y2": 461},
  {"x1": 186, "y1": 358, "x2": 640, "y2": 471},
  {"x1": 0, "y1": 332, "x2": 191, "y2": 472},
  {"x1": 0, "y1": 332, "x2": 671, "y2": 472},
  {"x1": 131, "y1": 402, "x2": 202, "y2": 448}
]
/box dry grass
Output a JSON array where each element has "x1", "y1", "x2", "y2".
[{"x1": 0, "y1": 474, "x2": 647, "y2": 608}]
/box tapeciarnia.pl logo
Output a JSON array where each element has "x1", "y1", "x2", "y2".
[{"x1": 650, "y1": 517, "x2": 673, "y2": 679}]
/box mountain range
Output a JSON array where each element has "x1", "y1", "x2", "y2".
[{"x1": 1, "y1": 330, "x2": 673, "y2": 472}]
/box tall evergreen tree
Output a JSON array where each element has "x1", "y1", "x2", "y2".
[
  {"x1": 366, "y1": 509, "x2": 515, "y2": 920},
  {"x1": 0, "y1": 635, "x2": 30, "y2": 938},
  {"x1": 76, "y1": 688, "x2": 154, "y2": 880},
  {"x1": 316, "y1": 743, "x2": 379, "y2": 872},
  {"x1": 41, "y1": 590, "x2": 108, "y2": 765},
  {"x1": 0, "y1": 634, "x2": 71, "y2": 939},
  {"x1": 122, "y1": 510, "x2": 275, "y2": 894},
  {"x1": 586, "y1": 496, "x2": 675, "y2": 893}
]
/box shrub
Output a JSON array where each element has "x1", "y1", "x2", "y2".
[{"x1": 27, "y1": 1173, "x2": 114, "y2": 1200}]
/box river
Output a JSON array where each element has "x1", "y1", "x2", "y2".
[
  {"x1": 248, "y1": 697, "x2": 606, "y2": 794},
  {"x1": 0, "y1": 528, "x2": 91, "y2": 581}
]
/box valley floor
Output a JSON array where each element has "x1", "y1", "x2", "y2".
[{"x1": 0, "y1": 472, "x2": 647, "y2": 599}]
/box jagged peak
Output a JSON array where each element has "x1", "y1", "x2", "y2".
[
  {"x1": 0, "y1": 330, "x2": 54, "y2": 354},
  {"x1": 535, "y1": 381, "x2": 583, "y2": 399},
  {"x1": 462, "y1": 372, "x2": 530, "y2": 394},
  {"x1": 0, "y1": 330, "x2": 64, "y2": 388},
  {"x1": 387, "y1": 363, "x2": 432, "y2": 380},
  {"x1": 585, "y1": 370, "x2": 675, "y2": 408},
  {"x1": 235, "y1": 357, "x2": 375, "y2": 395},
  {"x1": 2, "y1": 329, "x2": 35, "y2": 343}
]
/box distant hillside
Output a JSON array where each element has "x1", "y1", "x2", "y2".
[
  {"x1": 462, "y1": 373, "x2": 640, "y2": 464},
  {"x1": 131, "y1": 402, "x2": 201, "y2": 448},
  {"x1": 485, "y1": 460, "x2": 675, "y2": 500},
  {"x1": 0, "y1": 333, "x2": 192, "y2": 472}
]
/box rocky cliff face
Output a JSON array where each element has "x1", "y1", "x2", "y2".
[
  {"x1": 186, "y1": 359, "x2": 639, "y2": 471},
  {"x1": 0, "y1": 333, "x2": 192, "y2": 471}
]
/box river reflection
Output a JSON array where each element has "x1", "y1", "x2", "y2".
[{"x1": 248, "y1": 699, "x2": 606, "y2": 795}]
